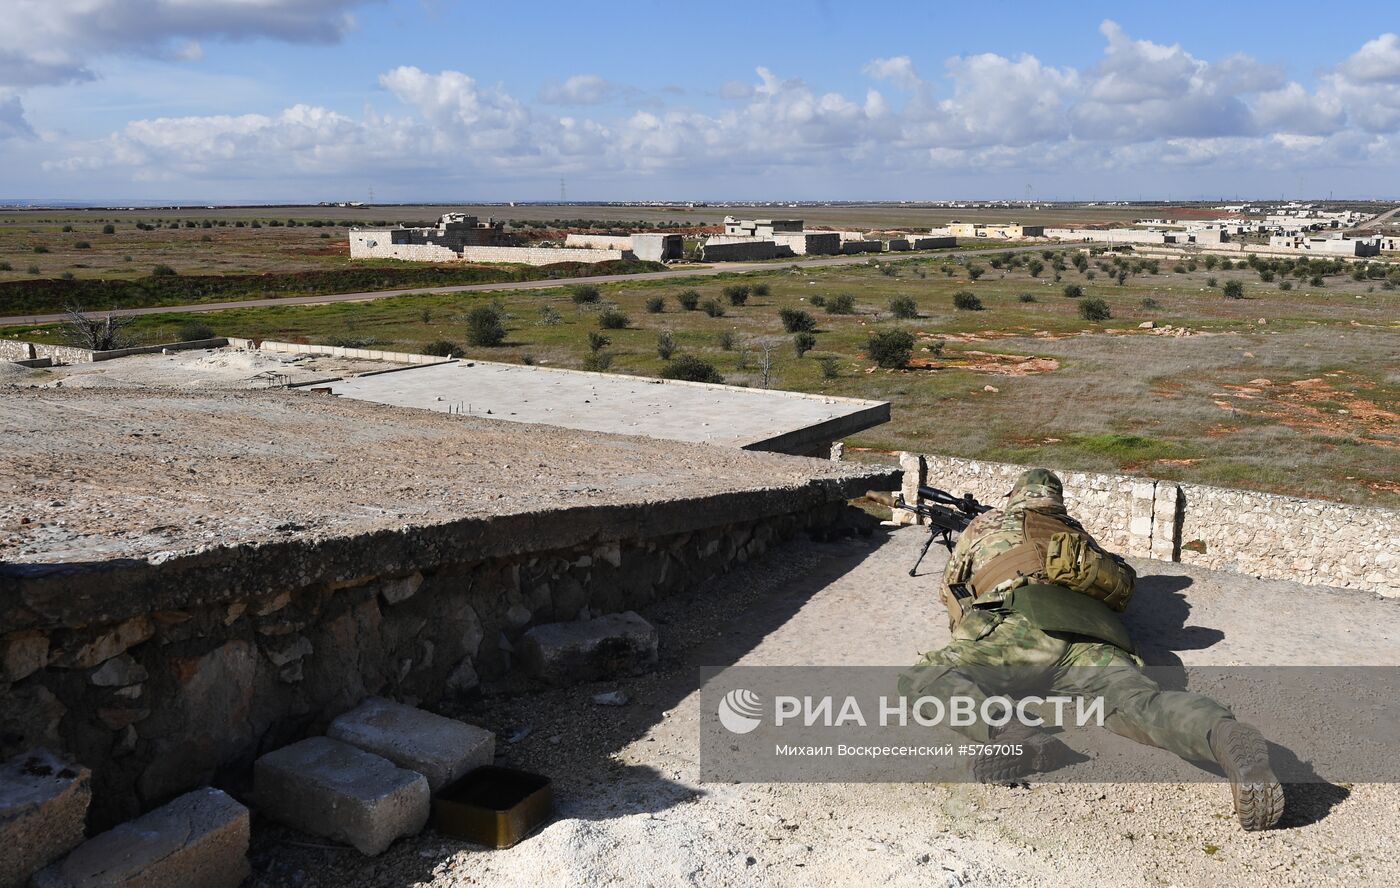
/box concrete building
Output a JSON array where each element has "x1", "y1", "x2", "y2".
[
  {"x1": 351, "y1": 213, "x2": 631, "y2": 266},
  {"x1": 1266, "y1": 234, "x2": 1381, "y2": 257},
  {"x1": 722, "y1": 217, "x2": 804, "y2": 238},
  {"x1": 945, "y1": 222, "x2": 1046, "y2": 239},
  {"x1": 771, "y1": 231, "x2": 841, "y2": 255},
  {"x1": 713, "y1": 218, "x2": 841, "y2": 258},
  {"x1": 564, "y1": 232, "x2": 683, "y2": 262}
]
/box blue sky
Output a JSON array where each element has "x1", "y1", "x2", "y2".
[{"x1": 3, "y1": 1, "x2": 1399, "y2": 202}]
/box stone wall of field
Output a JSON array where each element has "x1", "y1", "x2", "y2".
[
  {"x1": 0, "y1": 497, "x2": 862, "y2": 829},
  {"x1": 1, "y1": 337, "x2": 229, "y2": 365},
  {"x1": 903, "y1": 453, "x2": 1397, "y2": 596}
]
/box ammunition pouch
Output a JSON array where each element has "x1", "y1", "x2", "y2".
[{"x1": 966, "y1": 511, "x2": 1135, "y2": 612}]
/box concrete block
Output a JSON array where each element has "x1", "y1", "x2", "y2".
[
  {"x1": 33, "y1": 787, "x2": 248, "y2": 888},
  {"x1": 520, "y1": 611, "x2": 658, "y2": 685},
  {"x1": 254, "y1": 737, "x2": 428, "y2": 856},
  {"x1": 327, "y1": 697, "x2": 494, "y2": 792},
  {"x1": 0, "y1": 749, "x2": 90, "y2": 888}
]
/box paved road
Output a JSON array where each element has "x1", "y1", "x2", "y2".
[{"x1": 0, "y1": 244, "x2": 1066, "y2": 327}]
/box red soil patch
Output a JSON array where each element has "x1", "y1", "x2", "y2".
[{"x1": 1211, "y1": 372, "x2": 1398, "y2": 447}]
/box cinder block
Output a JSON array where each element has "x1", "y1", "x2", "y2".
[
  {"x1": 328, "y1": 697, "x2": 494, "y2": 792},
  {"x1": 33, "y1": 787, "x2": 248, "y2": 888},
  {"x1": 0, "y1": 749, "x2": 90, "y2": 888},
  {"x1": 254, "y1": 737, "x2": 428, "y2": 856},
  {"x1": 520, "y1": 611, "x2": 658, "y2": 685}
]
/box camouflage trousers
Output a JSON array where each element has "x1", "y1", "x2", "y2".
[{"x1": 898, "y1": 608, "x2": 1232, "y2": 763}]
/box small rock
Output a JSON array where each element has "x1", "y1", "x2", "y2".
[
  {"x1": 505, "y1": 726, "x2": 533, "y2": 744},
  {"x1": 983, "y1": 385, "x2": 999, "y2": 393},
  {"x1": 1138, "y1": 321, "x2": 1155, "y2": 329},
  {"x1": 592, "y1": 691, "x2": 630, "y2": 706}
]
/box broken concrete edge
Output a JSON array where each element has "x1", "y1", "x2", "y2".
[
  {"x1": 739, "y1": 400, "x2": 891, "y2": 455},
  {"x1": 2, "y1": 467, "x2": 899, "y2": 631},
  {"x1": 33, "y1": 787, "x2": 249, "y2": 888}
]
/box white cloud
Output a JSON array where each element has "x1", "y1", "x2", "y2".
[
  {"x1": 0, "y1": 91, "x2": 34, "y2": 140},
  {"x1": 538, "y1": 74, "x2": 629, "y2": 106},
  {"x1": 32, "y1": 24, "x2": 1400, "y2": 195},
  {"x1": 1337, "y1": 33, "x2": 1400, "y2": 83}
]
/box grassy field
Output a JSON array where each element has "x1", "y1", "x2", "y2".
[{"x1": 8, "y1": 245, "x2": 1395, "y2": 507}]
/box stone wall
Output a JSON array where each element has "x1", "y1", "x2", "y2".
[
  {"x1": 0, "y1": 500, "x2": 857, "y2": 829},
  {"x1": 700, "y1": 237, "x2": 781, "y2": 261},
  {"x1": 904, "y1": 453, "x2": 1398, "y2": 596},
  {"x1": 348, "y1": 231, "x2": 630, "y2": 265},
  {"x1": 1, "y1": 338, "x2": 229, "y2": 366},
  {"x1": 458, "y1": 245, "x2": 629, "y2": 265}
]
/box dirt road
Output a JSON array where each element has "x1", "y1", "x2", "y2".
[{"x1": 0, "y1": 245, "x2": 1064, "y2": 327}]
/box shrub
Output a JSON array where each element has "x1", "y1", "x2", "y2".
[
  {"x1": 587, "y1": 331, "x2": 610, "y2": 352},
  {"x1": 818, "y1": 355, "x2": 840, "y2": 379},
  {"x1": 1309, "y1": 274, "x2": 1324, "y2": 287},
  {"x1": 1279, "y1": 281, "x2": 1293, "y2": 291},
  {"x1": 151, "y1": 263, "x2": 177, "y2": 276},
  {"x1": 826, "y1": 293, "x2": 856, "y2": 314},
  {"x1": 538, "y1": 306, "x2": 562, "y2": 325},
  {"x1": 582, "y1": 351, "x2": 613, "y2": 371},
  {"x1": 718, "y1": 329, "x2": 735, "y2": 350},
  {"x1": 778, "y1": 307, "x2": 817, "y2": 333},
  {"x1": 177, "y1": 320, "x2": 216, "y2": 341},
  {"x1": 645, "y1": 296, "x2": 665, "y2": 313},
  {"x1": 1116, "y1": 270, "x2": 1128, "y2": 286},
  {"x1": 102, "y1": 224, "x2": 115, "y2": 235},
  {"x1": 60, "y1": 271, "x2": 75, "y2": 280},
  {"x1": 809, "y1": 294, "x2": 826, "y2": 307},
  {"x1": 0, "y1": 261, "x2": 10, "y2": 271},
  {"x1": 866, "y1": 329, "x2": 915, "y2": 368},
  {"x1": 1258, "y1": 270, "x2": 1274, "y2": 283},
  {"x1": 1222, "y1": 280, "x2": 1245, "y2": 299},
  {"x1": 33, "y1": 245, "x2": 49, "y2": 254},
  {"x1": 878, "y1": 263, "x2": 896, "y2": 277},
  {"x1": 1018, "y1": 293, "x2": 1037, "y2": 303},
  {"x1": 676, "y1": 289, "x2": 700, "y2": 310},
  {"x1": 570, "y1": 284, "x2": 601, "y2": 304},
  {"x1": 952, "y1": 291, "x2": 983, "y2": 311},
  {"x1": 74, "y1": 241, "x2": 91, "y2": 250},
  {"x1": 967, "y1": 265, "x2": 984, "y2": 281},
  {"x1": 723, "y1": 284, "x2": 750, "y2": 306},
  {"x1": 1079, "y1": 298, "x2": 1111, "y2": 321},
  {"x1": 661, "y1": 355, "x2": 724, "y2": 384},
  {"x1": 1062, "y1": 284, "x2": 1083, "y2": 298},
  {"x1": 888, "y1": 295, "x2": 918, "y2": 319},
  {"x1": 701, "y1": 299, "x2": 725, "y2": 318},
  {"x1": 421, "y1": 339, "x2": 464, "y2": 358},
  {"x1": 1028, "y1": 259, "x2": 1044, "y2": 277},
  {"x1": 794, "y1": 332, "x2": 817, "y2": 356},
  {"x1": 1205, "y1": 276, "x2": 1218, "y2": 288},
  {"x1": 656, "y1": 330, "x2": 675, "y2": 360},
  {"x1": 751, "y1": 283, "x2": 770, "y2": 297},
  {"x1": 465, "y1": 304, "x2": 507, "y2": 346},
  {"x1": 26, "y1": 265, "x2": 40, "y2": 275},
  {"x1": 1140, "y1": 297, "x2": 1161, "y2": 309},
  {"x1": 61, "y1": 225, "x2": 74, "y2": 232},
  {"x1": 598, "y1": 308, "x2": 630, "y2": 329}
]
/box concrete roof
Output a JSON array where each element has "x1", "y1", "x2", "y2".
[{"x1": 321, "y1": 359, "x2": 889, "y2": 454}]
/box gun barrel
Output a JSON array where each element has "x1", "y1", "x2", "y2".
[{"x1": 864, "y1": 490, "x2": 899, "y2": 508}]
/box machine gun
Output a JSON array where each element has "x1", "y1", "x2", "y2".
[{"x1": 867, "y1": 485, "x2": 992, "y2": 577}]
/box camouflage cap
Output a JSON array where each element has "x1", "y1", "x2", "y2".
[{"x1": 1006, "y1": 468, "x2": 1065, "y2": 513}]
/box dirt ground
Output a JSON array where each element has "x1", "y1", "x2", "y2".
[{"x1": 249, "y1": 527, "x2": 1400, "y2": 888}]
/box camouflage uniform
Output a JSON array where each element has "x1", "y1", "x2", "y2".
[{"x1": 899, "y1": 469, "x2": 1232, "y2": 764}]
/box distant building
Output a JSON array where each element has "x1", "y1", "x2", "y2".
[
  {"x1": 350, "y1": 213, "x2": 633, "y2": 266},
  {"x1": 944, "y1": 221, "x2": 1046, "y2": 239}
]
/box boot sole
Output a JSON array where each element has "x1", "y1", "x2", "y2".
[{"x1": 1213, "y1": 721, "x2": 1285, "y2": 831}]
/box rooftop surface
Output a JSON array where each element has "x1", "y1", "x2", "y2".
[
  {"x1": 263, "y1": 528, "x2": 1400, "y2": 887},
  {"x1": 0, "y1": 386, "x2": 889, "y2": 569},
  {"x1": 322, "y1": 359, "x2": 889, "y2": 453}
]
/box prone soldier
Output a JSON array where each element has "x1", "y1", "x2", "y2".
[{"x1": 898, "y1": 468, "x2": 1285, "y2": 831}]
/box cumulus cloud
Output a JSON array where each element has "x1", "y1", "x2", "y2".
[
  {"x1": 0, "y1": 92, "x2": 35, "y2": 140},
  {"x1": 36, "y1": 22, "x2": 1400, "y2": 193}
]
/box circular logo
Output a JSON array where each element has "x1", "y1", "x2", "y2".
[{"x1": 718, "y1": 688, "x2": 763, "y2": 734}]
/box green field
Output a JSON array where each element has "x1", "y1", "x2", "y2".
[{"x1": 8, "y1": 245, "x2": 1395, "y2": 508}]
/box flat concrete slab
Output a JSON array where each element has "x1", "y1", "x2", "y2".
[
  {"x1": 0, "y1": 749, "x2": 90, "y2": 888},
  {"x1": 521, "y1": 611, "x2": 659, "y2": 685},
  {"x1": 328, "y1": 698, "x2": 494, "y2": 792},
  {"x1": 323, "y1": 359, "x2": 888, "y2": 453},
  {"x1": 34, "y1": 787, "x2": 248, "y2": 888},
  {"x1": 254, "y1": 737, "x2": 429, "y2": 856}
]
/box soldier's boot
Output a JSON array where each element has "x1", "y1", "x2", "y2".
[
  {"x1": 1208, "y1": 719, "x2": 1284, "y2": 831},
  {"x1": 970, "y1": 721, "x2": 1073, "y2": 784}
]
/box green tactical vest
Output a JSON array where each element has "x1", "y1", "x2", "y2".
[{"x1": 1001, "y1": 582, "x2": 1136, "y2": 653}]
